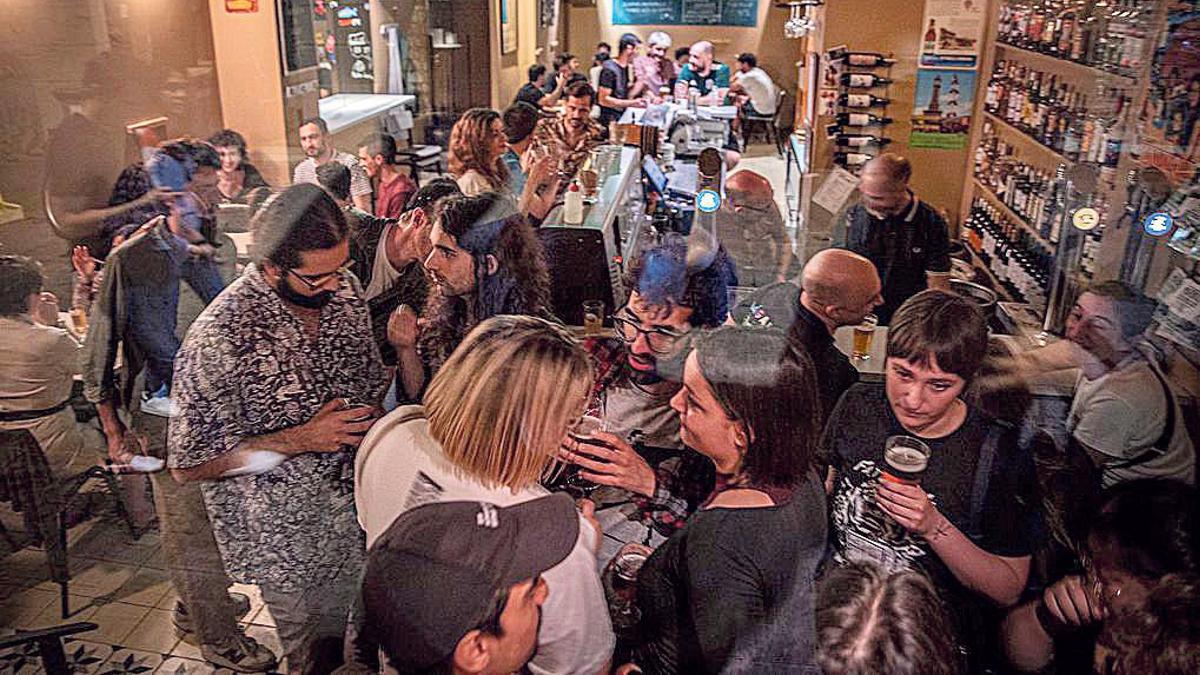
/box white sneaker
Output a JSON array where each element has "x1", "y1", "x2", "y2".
[{"x1": 140, "y1": 392, "x2": 180, "y2": 417}]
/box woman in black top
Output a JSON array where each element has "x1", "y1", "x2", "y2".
[
  {"x1": 628, "y1": 326, "x2": 828, "y2": 674},
  {"x1": 209, "y1": 129, "x2": 270, "y2": 203}
]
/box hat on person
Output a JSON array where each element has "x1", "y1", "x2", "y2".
[
  {"x1": 362, "y1": 494, "x2": 580, "y2": 671},
  {"x1": 620, "y1": 32, "x2": 642, "y2": 44},
  {"x1": 731, "y1": 281, "x2": 801, "y2": 329}
]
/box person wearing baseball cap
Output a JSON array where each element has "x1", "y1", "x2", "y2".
[
  {"x1": 362, "y1": 495, "x2": 579, "y2": 673},
  {"x1": 597, "y1": 33, "x2": 647, "y2": 127}
]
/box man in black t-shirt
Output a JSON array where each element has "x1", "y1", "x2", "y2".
[
  {"x1": 841, "y1": 154, "x2": 952, "y2": 324},
  {"x1": 824, "y1": 289, "x2": 1037, "y2": 668},
  {"x1": 598, "y1": 33, "x2": 647, "y2": 126}
]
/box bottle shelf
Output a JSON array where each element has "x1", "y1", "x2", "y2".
[
  {"x1": 964, "y1": 247, "x2": 1013, "y2": 302},
  {"x1": 995, "y1": 41, "x2": 1137, "y2": 84},
  {"x1": 971, "y1": 178, "x2": 1055, "y2": 251},
  {"x1": 983, "y1": 112, "x2": 1074, "y2": 168}
]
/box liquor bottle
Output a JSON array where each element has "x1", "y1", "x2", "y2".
[
  {"x1": 924, "y1": 19, "x2": 937, "y2": 53},
  {"x1": 834, "y1": 152, "x2": 873, "y2": 168},
  {"x1": 840, "y1": 52, "x2": 897, "y2": 67},
  {"x1": 835, "y1": 134, "x2": 893, "y2": 148},
  {"x1": 840, "y1": 73, "x2": 893, "y2": 88},
  {"x1": 838, "y1": 93, "x2": 891, "y2": 108},
  {"x1": 834, "y1": 112, "x2": 894, "y2": 126}
]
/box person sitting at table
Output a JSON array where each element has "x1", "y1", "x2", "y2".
[
  {"x1": 502, "y1": 102, "x2": 540, "y2": 195},
  {"x1": 549, "y1": 52, "x2": 588, "y2": 92},
  {"x1": 620, "y1": 326, "x2": 827, "y2": 673},
  {"x1": 730, "y1": 53, "x2": 778, "y2": 118},
  {"x1": 515, "y1": 64, "x2": 565, "y2": 111},
  {"x1": 677, "y1": 41, "x2": 732, "y2": 105},
  {"x1": 448, "y1": 108, "x2": 511, "y2": 197},
  {"x1": 713, "y1": 170, "x2": 794, "y2": 286},
  {"x1": 528, "y1": 82, "x2": 606, "y2": 184},
  {"x1": 633, "y1": 32, "x2": 675, "y2": 101},
  {"x1": 356, "y1": 132, "x2": 417, "y2": 219},
  {"x1": 567, "y1": 236, "x2": 735, "y2": 563},
  {"x1": 208, "y1": 129, "x2": 270, "y2": 204}
]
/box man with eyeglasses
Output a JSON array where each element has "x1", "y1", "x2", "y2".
[
  {"x1": 562, "y1": 237, "x2": 735, "y2": 561},
  {"x1": 169, "y1": 183, "x2": 388, "y2": 673}
]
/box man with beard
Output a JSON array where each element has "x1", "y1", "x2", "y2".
[
  {"x1": 169, "y1": 184, "x2": 388, "y2": 673},
  {"x1": 559, "y1": 237, "x2": 735, "y2": 561},
  {"x1": 528, "y1": 82, "x2": 605, "y2": 185},
  {"x1": 293, "y1": 117, "x2": 373, "y2": 213},
  {"x1": 389, "y1": 191, "x2": 551, "y2": 402}
]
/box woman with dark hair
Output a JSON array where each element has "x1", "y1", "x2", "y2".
[
  {"x1": 621, "y1": 326, "x2": 828, "y2": 673},
  {"x1": 208, "y1": 128, "x2": 269, "y2": 202},
  {"x1": 816, "y1": 562, "x2": 962, "y2": 675},
  {"x1": 1002, "y1": 478, "x2": 1200, "y2": 673}
]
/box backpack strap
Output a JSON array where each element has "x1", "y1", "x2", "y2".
[
  {"x1": 968, "y1": 423, "x2": 1005, "y2": 541},
  {"x1": 1104, "y1": 361, "x2": 1176, "y2": 471}
]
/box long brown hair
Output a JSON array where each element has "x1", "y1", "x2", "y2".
[{"x1": 447, "y1": 108, "x2": 508, "y2": 190}]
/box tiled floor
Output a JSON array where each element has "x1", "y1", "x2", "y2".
[{"x1": 1, "y1": 513, "x2": 283, "y2": 674}]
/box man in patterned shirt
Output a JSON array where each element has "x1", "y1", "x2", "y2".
[
  {"x1": 169, "y1": 184, "x2": 388, "y2": 673},
  {"x1": 528, "y1": 82, "x2": 605, "y2": 187},
  {"x1": 292, "y1": 117, "x2": 373, "y2": 213}
]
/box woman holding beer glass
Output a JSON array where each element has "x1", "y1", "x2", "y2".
[
  {"x1": 622, "y1": 326, "x2": 828, "y2": 673},
  {"x1": 823, "y1": 290, "x2": 1039, "y2": 671}
]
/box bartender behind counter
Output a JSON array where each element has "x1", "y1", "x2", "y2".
[{"x1": 839, "y1": 153, "x2": 951, "y2": 324}]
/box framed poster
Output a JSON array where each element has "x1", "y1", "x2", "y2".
[
  {"x1": 910, "y1": 69, "x2": 976, "y2": 149},
  {"x1": 613, "y1": 0, "x2": 757, "y2": 27},
  {"x1": 501, "y1": 0, "x2": 517, "y2": 54},
  {"x1": 917, "y1": 0, "x2": 984, "y2": 70}
]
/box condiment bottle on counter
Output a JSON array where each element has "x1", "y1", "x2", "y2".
[{"x1": 563, "y1": 180, "x2": 584, "y2": 225}]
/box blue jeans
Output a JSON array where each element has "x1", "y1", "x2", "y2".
[{"x1": 127, "y1": 235, "x2": 225, "y2": 395}]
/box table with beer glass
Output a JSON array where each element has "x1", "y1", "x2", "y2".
[{"x1": 833, "y1": 323, "x2": 888, "y2": 381}]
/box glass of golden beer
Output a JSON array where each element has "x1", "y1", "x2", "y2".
[
  {"x1": 851, "y1": 313, "x2": 878, "y2": 360},
  {"x1": 582, "y1": 300, "x2": 605, "y2": 336},
  {"x1": 68, "y1": 308, "x2": 89, "y2": 336}
]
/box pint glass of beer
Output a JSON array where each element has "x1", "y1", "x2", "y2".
[
  {"x1": 851, "y1": 313, "x2": 878, "y2": 359},
  {"x1": 880, "y1": 435, "x2": 931, "y2": 485}
]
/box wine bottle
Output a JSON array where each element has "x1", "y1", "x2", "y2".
[
  {"x1": 835, "y1": 112, "x2": 893, "y2": 126},
  {"x1": 835, "y1": 134, "x2": 893, "y2": 148},
  {"x1": 840, "y1": 73, "x2": 893, "y2": 88},
  {"x1": 834, "y1": 152, "x2": 873, "y2": 167},
  {"x1": 838, "y1": 93, "x2": 891, "y2": 108},
  {"x1": 840, "y1": 52, "x2": 897, "y2": 67}
]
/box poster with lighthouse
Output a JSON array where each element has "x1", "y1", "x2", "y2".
[{"x1": 910, "y1": 68, "x2": 976, "y2": 149}]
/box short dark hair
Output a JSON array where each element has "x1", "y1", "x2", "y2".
[
  {"x1": 565, "y1": 81, "x2": 596, "y2": 105},
  {"x1": 208, "y1": 129, "x2": 248, "y2": 154},
  {"x1": 625, "y1": 236, "x2": 735, "y2": 328},
  {"x1": 695, "y1": 326, "x2": 822, "y2": 487},
  {"x1": 675, "y1": 46, "x2": 691, "y2": 61},
  {"x1": 503, "y1": 102, "x2": 540, "y2": 144},
  {"x1": 358, "y1": 132, "x2": 398, "y2": 166},
  {"x1": 315, "y1": 162, "x2": 352, "y2": 201},
  {"x1": 1083, "y1": 280, "x2": 1157, "y2": 340},
  {"x1": 159, "y1": 138, "x2": 221, "y2": 171},
  {"x1": 527, "y1": 64, "x2": 547, "y2": 83},
  {"x1": 887, "y1": 289, "x2": 988, "y2": 383},
  {"x1": 253, "y1": 183, "x2": 350, "y2": 269},
  {"x1": 597, "y1": 41, "x2": 611, "y2": 51},
  {"x1": 553, "y1": 52, "x2": 575, "y2": 70},
  {"x1": 299, "y1": 116, "x2": 329, "y2": 134},
  {"x1": 817, "y1": 562, "x2": 961, "y2": 675},
  {"x1": 593, "y1": 51, "x2": 610, "y2": 66},
  {"x1": 0, "y1": 255, "x2": 43, "y2": 316},
  {"x1": 408, "y1": 178, "x2": 462, "y2": 214},
  {"x1": 619, "y1": 34, "x2": 640, "y2": 53},
  {"x1": 737, "y1": 52, "x2": 758, "y2": 68}
]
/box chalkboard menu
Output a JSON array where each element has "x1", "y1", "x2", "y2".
[
  {"x1": 279, "y1": 0, "x2": 318, "y2": 73},
  {"x1": 613, "y1": 0, "x2": 758, "y2": 26}
]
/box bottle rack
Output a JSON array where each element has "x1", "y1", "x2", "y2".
[
  {"x1": 961, "y1": 0, "x2": 1158, "y2": 330},
  {"x1": 827, "y1": 49, "x2": 896, "y2": 173}
]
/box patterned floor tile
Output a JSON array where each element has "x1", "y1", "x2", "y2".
[
  {"x1": 96, "y1": 648, "x2": 163, "y2": 674},
  {"x1": 0, "y1": 639, "x2": 44, "y2": 675},
  {"x1": 155, "y1": 656, "x2": 214, "y2": 675},
  {"x1": 122, "y1": 609, "x2": 179, "y2": 654},
  {"x1": 60, "y1": 638, "x2": 115, "y2": 674}
]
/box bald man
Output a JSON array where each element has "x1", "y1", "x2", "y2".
[
  {"x1": 730, "y1": 249, "x2": 881, "y2": 420},
  {"x1": 714, "y1": 170, "x2": 793, "y2": 285},
  {"x1": 677, "y1": 41, "x2": 731, "y2": 104},
  {"x1": 841, "y1": 153, "x2": 952, "y2": 324}
]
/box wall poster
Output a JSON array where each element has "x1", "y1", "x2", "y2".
[
  {"x1": 1138, "y1": 1, "x2": 1200, "y2": 182},
  {"x1": 501, "y1": 0, "x2": 517, "y2": 54},
  {"x1": 909, "y1": 68, "x2": 976, "y2": 150},
  {"x1": 917, "y1": 0, "x2": 984, "y2": 70}
]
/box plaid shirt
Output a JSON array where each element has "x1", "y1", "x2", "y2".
[{"x1": 584, "y1": 338, "x2": 713, "y2": 538}]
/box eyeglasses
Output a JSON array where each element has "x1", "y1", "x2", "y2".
[
  {"x1": 611, "y1": 314, "x2": 688, "y2": 354},
  {"x1": 287, "y1": 264, "x2": 351, "y2": 291}
]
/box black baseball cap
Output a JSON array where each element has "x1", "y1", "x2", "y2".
[{"x1": 362, "y1": 494, "x2": 580, "y2": 671}]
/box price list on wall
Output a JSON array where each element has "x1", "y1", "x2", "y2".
[{"x1": 613, "y1": 0, "x2": 758, "y2": 27}]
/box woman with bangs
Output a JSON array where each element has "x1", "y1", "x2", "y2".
[
  {"x1": 354, "y1": 314, "x2": 615, "y2": 674},
  {"x1": 823, "y1": 289, "x2": 1038, "y2": 672}
]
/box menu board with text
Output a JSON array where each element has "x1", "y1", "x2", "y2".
[{"x1": 613, "y1": 0, "x2": 758, "y2": 27}]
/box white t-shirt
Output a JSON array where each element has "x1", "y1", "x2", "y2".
[
  {"x1": 292, "y1": 150, "x2": 372, "y2": 198},
  {"x1": 355, "y1": 406, "x2": 615, "y2": 675},
  {"x1": 1068, "y1": 359, "x2": 1195, "y2": 487},
  {"x1": 735, "y1": 67, "x2": 778, "y2": 115}
]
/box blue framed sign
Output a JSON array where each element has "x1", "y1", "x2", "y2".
[{"x1": 614, "y1": 0, "x2": 758, "y2": 27}]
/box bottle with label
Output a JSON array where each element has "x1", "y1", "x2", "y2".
[
  {"x1": 835, "y1": 112, "x2": 893, "y2": 127},
  {"x1": 838, "y1": 93, "x2": 891, "y2": 108},
  {"x1": 563, "y1": 181, "x2": 584, "y2": 225},
  {"x1": 924, "y1": 19, "x2": 937, "y2": 53},
  {"x1": 840, "y1": 73, "x2": 893, "y2": 88},
  {"x1": 841, "y1": 52, "x2": 897, "y2": 67},
  {"x1": 835, "y1": 134, "x2": 893, "y2": 148},
  {"x1": 834, "y1": 152, "x2": 873, "y2": 168}
]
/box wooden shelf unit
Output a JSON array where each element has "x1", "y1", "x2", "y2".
[
  {"x1": 994, "y1": 41, "x2": 1137, "y2": 85},
  {"x1": 982, "y1": 112, "x2": 1073, "y2": 170},
  {"x1": 971, "y1": 178, "x2": 1055, "y2": 251}
]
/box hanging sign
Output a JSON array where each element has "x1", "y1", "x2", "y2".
[
  {"x1": 917, "y1": 0, "x2": 984, "y2": 69},
  {"x1": 1143, "y1": 212, "x2": 1174, "y2": 236}
]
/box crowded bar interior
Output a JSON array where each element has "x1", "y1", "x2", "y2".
[{"x1": 1, "y1": 0, "x2": 1199, "y2": 673}]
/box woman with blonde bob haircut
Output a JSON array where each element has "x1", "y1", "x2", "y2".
[{"x1": 354, "y1": 314, "x2": 616, "y2": 673}]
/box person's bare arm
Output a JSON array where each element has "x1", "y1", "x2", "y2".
[
  {"x1": 538, "y1": 73, "x2": 568, "y2": 107},
  {"x1": 598, "y1": 86, "x2": 646, "y2": 111},
  {"x1": 47, "y1": 190, "x2": 162, "y2": 239},
  {"x1": 388, "y1": 305, "x2": 427, "y2": 402},
  {"x1": 352, "y1": 192, "x2": 373, "y2": 214},
  {"x1": 698, "y1": 87, "x2": 729, "y2": 105}
]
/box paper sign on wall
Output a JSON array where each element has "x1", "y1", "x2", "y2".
[
  {"x1": 918, "y1": 0, "x2": 984, "y2": 70},
  {"x1": 910, "y1": 69, "x2": 975, "y2": 150},
  {"x1": 225, "y1": 0, "x2": 258, "y2": 12}
]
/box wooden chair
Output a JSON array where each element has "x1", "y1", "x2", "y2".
[
  {"x1": 742, "y1": 90, "x2": 790, "y2": 157},
  {"x1": 0, "y1": 429, "x2": 137, "y2": 618}
]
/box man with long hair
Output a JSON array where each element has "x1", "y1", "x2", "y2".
[{"x1": 389, "y1": 192, "x2": 551, "y2": 402}]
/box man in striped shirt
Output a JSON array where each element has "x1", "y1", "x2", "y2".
[{"x1": 292, "y1": 117, "x2": 373, "y2": 213}]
